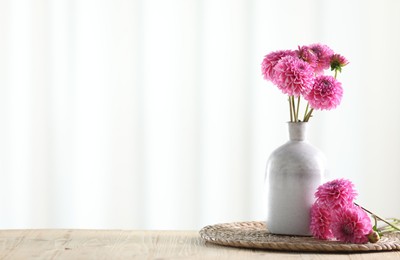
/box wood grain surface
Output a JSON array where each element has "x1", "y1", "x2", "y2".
[{"x1": 0, "y1": 229, "x2": 399, "y2": 259}]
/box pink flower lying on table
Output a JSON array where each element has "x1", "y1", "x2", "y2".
[
  {"x1": 310, "y1": 179, "x2": 376, "y2": 244},
  {"x1": 310, "y1": 203, "x2": 334, "y2": 240},
  {"x1": 331, "y1": 205, "x2": 372, "y2": 244},
  {"x1": 314, "y1": 178, "x2": 357, "y2": 210}
]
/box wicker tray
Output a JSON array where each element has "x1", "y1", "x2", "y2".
[{"x1": 200, "y1": 221, "x2": 400, "y2": 252}]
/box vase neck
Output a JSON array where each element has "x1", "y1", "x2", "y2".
[{"x1": 288, "y1": 122, "x2": 307, "y2": 141}]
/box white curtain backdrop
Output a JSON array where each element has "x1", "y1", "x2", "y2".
[{"x1": 0, "y1": 0, "x2": 399, "y2": 229}]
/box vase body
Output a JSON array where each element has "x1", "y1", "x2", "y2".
[{"x1": 265, "y1": 122, "x2": 325, "y2": 236}]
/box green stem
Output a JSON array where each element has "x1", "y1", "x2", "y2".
[
  {"x1": 288, "y1": 97, "x2": 293, "y2": 122},
  {"x1": 304, "y1": 108, "x2": 314, "y2": 122},
  {"x1": 303, "y1": 103, "x2": 309, "y2": 122},
  {"x1": 291, "y1": 96, "x2": 296, "y2": 122},
  {"x1": 355, "y1": 203, "x2": 400, "y2": 232},
  {"x1": 372, "y1": 215, "x2": 378, "y2": 232},
  {"x1": 387, "y1": 218, "x2": 400, "y2": 224},
  {"x1": 377, "y1": 219, "x2": 400, "y2": 233},
  {"x1": 334, "y1": 69, "x2": 338, "y2": 79},
  {"x1": 296, "y1": 96, "x2": 300, "y2": 122}
]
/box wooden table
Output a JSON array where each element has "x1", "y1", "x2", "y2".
[{"x1": 0, "y1": 229, "x2": 399, "y2": 259}]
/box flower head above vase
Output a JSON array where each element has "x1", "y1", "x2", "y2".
[{"x1": 261, "y1": 43, "x2": 348, "y2": 122}]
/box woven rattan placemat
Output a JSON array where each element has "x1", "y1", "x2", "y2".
[{"x1": 200, "y1": 221, "x2": 400, "y2": 252}]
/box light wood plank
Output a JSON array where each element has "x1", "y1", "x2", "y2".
[{"x1": 0, "y1": 230, "x2": 399, "y2": 259}]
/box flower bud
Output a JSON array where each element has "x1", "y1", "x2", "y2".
[
  {"x1": 330, "y1": 54, "x2": 348, "y2": 73},
  {"x1": 367, "y1": 231, "x2": 380, "y2": 243}
]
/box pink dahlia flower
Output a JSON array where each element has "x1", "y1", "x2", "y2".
[
  {"x1": 306, "y1": 75, "x2": 343, "y2": 110},
  {"x1": 330, "y1": 54, "x2": 349, "y2": 72},
  {"x1": 273, "y1": 56, "x2": 314, "y2": 97},
  {"x1": 296, "y1": 45, "x2": 318, "y2": 71},
  {"x1": 261, "y1": 50, "x2": 296, "y2": 82},
  {"x1": 308, "y1": 43, "x2": 334, "y2": 74},
  {"x1": 331, "y1": 206, "x2": 372, "y2": 244},
  {"x1": 310, "y1": 203, "x2": 334, "y2": 240},
  {"x1": 315, "y1": 179, "x2": 357, "y2": 210}
]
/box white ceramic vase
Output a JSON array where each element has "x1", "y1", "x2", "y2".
[{"x1": 265, "y1": 122, "x2": 325, "y2": 236}]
